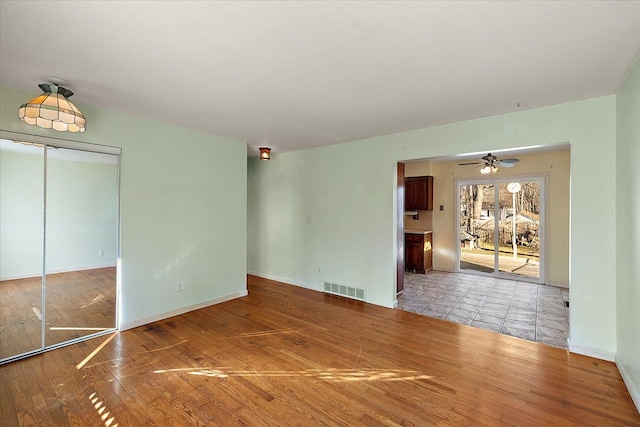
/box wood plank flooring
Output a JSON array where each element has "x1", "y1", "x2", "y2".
[
  {"x1": 1, "y1": 275, "x2": 638, "y2": 426},
  {"x1": 0, "y1": 268, "x2": 116, "y2": 360}
]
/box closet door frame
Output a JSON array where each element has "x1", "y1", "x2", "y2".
[{"x1": 0, "y1": 130, "x2": 121, "y2": 364}]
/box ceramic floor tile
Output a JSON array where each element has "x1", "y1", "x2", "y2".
[
  {"x1": 502, "y1": 325, "x2": 536, "y2": 341},
  {"x1": 503, "y1": 318, "x2": 536, "y2": 330},
  {"x1": 442, "y1": 290, "x2": 467, "y2": 298},
  {"x1": 418, "y1": 303, "x2": 451, "y2": 318},
  {"x1": 482, "y1": 302, "x2": 511, "y2": 311},
  {"x1": 484, "y1": 295, "x2": 510, "y2": 304},
  {"x1": 444, "y1": 308, "x2": 475, "y2": 325},
  {"x1": 467, "y1": 288, "x2": 493, "y2": 297},
  {"x1": 454, "y1": 302, "x2": 481, "y2": 312},
  {"x1": 536, "y1": 316, "x2": 568, "y2": 330},
  {"x1": 510, "y1": 301, "x2": 537, "y2": 311},
  {"x1": 538, "y1": 296, "x2": 565, "y2": 305},
  {"x1": 474, "y1": 313, "x2": 504, "y2": 326},
  {"x1": 537, "y1": 326, "x2": 568, "y2": 340},
  {"x1": 477, "y1": 306, "x2": 509, "y2": 317},
  {"x1": 509, "y1": 305, "x2": 537, "y2": 317},
  {"x1": 505, "y1": 312, "x2": 536, "y2": 325},
  {"x1": 471, "y1": 320, "x2": 502, "y2": 332},
  {"x1": 399, "y1": 271, "x2": 569, "y2": 349},
  {"x1": 537, "y1": 306, "x2": 567, "y2": 317},
  {"x1": 460, "y1": 295, "x2": 486, "y2": 305},
  {"x1": 511, "y1": 295, "x2": 538, "y2": 304},
  {"x1": 434, "y1": 295, "x2": 461, "y2": 306}
]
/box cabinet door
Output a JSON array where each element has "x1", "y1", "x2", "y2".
[
  {"x1": 405, "y1": 179, "x2": 416, "y2": 210},
  {"x1": 424, "y1": 233, "x2": 433, "y2": 271},
  {"x1": 405, "y1": 176, "x2": 433, "y2": 211},
  {"x1": 405, "y1": 234, "x2": 425, "y2": 273}
]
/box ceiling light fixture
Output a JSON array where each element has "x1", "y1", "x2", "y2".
[
  {"x1": 259, "y1": 147, "x2": 271, "y2": 161},
  {"x1": 12, "y1": 140, "x2": 44, "y2": 148},
  {"x1": 18, "y1": 83, "x2": 86, "y2": 133},
  {"x1": 10, "y1": 140, "x2": 58, "y2": 150},
  {"x1": 480, "y1": 164, "x2": 498, "y2": 175}
]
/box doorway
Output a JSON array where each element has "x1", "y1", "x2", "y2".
[
  {"x1": 0, "y1": 131, "x2": 120, "y2": 363},
  {"x1": 457, "y1": 177, "x2": 545, "y2": 283}
]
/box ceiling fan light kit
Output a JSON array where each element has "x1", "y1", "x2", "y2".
[
  {"x1": 480, "y1": 164, "x2": 498, "y2": 174},
  {"x1": 460, "y1": 153, "x2": 519, "y2": 174}
]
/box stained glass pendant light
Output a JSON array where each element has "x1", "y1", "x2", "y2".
[{"x1": 18, "y1": 83, "x2": 86, "y2": 133}]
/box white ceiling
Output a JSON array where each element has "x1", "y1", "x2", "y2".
[{"x1": 1, "y1": 1, "x2": 639, "y2": 156}]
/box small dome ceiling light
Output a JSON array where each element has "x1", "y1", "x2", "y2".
[
  {"x1": 18, "y1": 83, "x2": 86, "y2": 133},
  {"x1": 259, "y1": 147, "x2": 271, "y2": 161}
]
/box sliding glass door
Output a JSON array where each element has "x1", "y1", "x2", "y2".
[
  {"x1": 458, "y1": 177, "x2": 544, "y2": 283},
  {"x1": 0, "y1": 132, "x2": 120, "y2": 363}
]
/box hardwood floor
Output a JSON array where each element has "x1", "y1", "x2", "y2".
[
  {"x1": 1, "y1": 275, "x2": 638, "y2": 426},
  {"x1": 0, "y1": 268, "x2": 116, "y2": 360}
]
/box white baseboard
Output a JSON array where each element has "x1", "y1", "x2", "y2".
[
  {"x1": 568, "y1": 339, "x2": 615, "y2": 362},
  {"x1": 616, "y1": 354, "x2": 640, "y2": 413},
  {"x1": 119, "y1": 289, "x2": 248, "y2": 331},
  {"x1": 1, "y1": 263, "x2": 117, "y2": 281},
  {"x1": 247, "y1": 271, "x2": 322, "y2": 292}
]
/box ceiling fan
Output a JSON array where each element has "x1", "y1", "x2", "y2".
[{"x1": 459, "y1": 153, "x2": 519, "y2": 174}]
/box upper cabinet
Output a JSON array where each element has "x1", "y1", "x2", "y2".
[{"x1": 405, "y1": 176, "x2": 433, "y2": 211}]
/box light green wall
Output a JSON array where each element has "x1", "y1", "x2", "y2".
[
  {"x1": 47, "y1": 154, "x2": 119, "y2": 274},
  {"x1": 0, "y1": 85, "x2": 248, "y2": 328},
  {"x1": 248, "y1": 96, "x2": 617, "y2": 354},
  {"x1": 0, "y1": 146, "x2": 44, "y2": 278},
  {"x1": 616, "y1": 57, "x2": 640, "y2": 405}
]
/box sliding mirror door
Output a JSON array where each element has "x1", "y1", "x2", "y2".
[
  {"x1": 0, "y1": 140, "x2": 45, "y2": 360},
  {"x1": 0, "y1": 132, "x2": 120, "y2": 363},
  {"x1": 45, "y1": 147, "x2": 118, "y2": 347}
]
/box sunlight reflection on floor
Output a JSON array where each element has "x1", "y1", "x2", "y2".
[
  {"x1": 153, "y1": 367, "x2": 433, "y2": 382},
  {"x1": 89, "y1": 391, "x2": 119, "y2": 427}
]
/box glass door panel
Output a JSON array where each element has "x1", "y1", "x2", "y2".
[
  {"x1": 497, "y1": 181, "x2": 540, "y2": 280},
  {"x1": 459, "y1": 178, "x2": 543, "y2": 283},
  {"x1": 0, "y1": 139, "x2": 45, "y2": 360},
  {"x1": 44, "y1": 147, "x2": 118, "y2": 347},
  {"x1": 460, "y1": 183, "x2": 496, "y2": 274}
]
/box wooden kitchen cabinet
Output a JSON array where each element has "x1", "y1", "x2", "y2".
[
  {"x1": 405, "y1": 176, "x2": 433, "y2": 211},
  {"x1": 405, "y1": 232, "x2": 433, "y2": 274}
]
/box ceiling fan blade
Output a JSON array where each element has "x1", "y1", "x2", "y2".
[
  {"x1": 459, "y1": 162, "x2": 483, "y2": 165},
  {"x1": 498, "y1": 161, "x2": 515, "y2": 167},
  {"x1": 500, "y1": 158, "x2": 520, "y2": 163}
]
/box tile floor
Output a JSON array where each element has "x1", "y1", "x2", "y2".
[{"x1": 397, "y1": 271, "x2": 570, "y2": 349}]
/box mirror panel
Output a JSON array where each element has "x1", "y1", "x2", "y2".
[
  {"x1": 0, "y1": 139, "x2": 45, "y2": 360},
  {"x1": 44, "y1": 147, "x2": 118, "y2": 347}
]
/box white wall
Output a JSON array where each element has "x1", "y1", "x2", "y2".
[
  {"x1": 248, "y1": 96, "x2": 617, "y2": 357},
  {"x1": 616, "y1": 57, "x2": 640, "y2": 408},
  {"x1": 0, "y1": 85, "x2": 248, "y2": 329},
  {"x1": 0, "y1": 147, "x2": 118, "y2": 280}
]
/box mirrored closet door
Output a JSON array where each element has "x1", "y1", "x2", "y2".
[
  {"x1": 0, "y1": 141, "x2": 45, "y2": 360},
  {"x1": 0, "y1": 132, "x2": 120, "y2": 363}
]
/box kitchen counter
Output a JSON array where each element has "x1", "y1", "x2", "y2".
[{"x1": 405, "y1": 229, "x2": 433, "y2": 235}]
